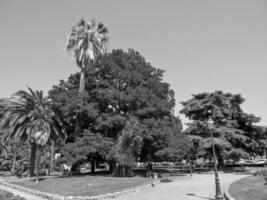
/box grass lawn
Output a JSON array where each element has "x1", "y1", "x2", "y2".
[
  {"x1": 12, "y1": 174, "x2": 150, "y2": 197},
  {"x1": 229, "y1": 176, "x2": 267, "y2": 200}
]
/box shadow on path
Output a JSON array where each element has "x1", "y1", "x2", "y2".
[{"x1": 187, "y1": 193, "x2": 215, "y2": 200}]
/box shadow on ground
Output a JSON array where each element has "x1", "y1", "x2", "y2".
[{"x1": 187, "y1": 193, "x2": 215, "y2": 200}]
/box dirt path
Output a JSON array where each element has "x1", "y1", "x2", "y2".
[{"x1": 114, "y1": 173, "x2": 249, "y2": 200}]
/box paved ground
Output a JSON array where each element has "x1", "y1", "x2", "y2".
[
  {"x1": 114, "y1": 173, "x2": 249, "y2": 200},
  {"x1": 0, "y1": 172, "x2": 248, "y2": 200}
]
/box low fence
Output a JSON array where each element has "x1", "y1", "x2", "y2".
[{"x1": 135, "y1": 162, "x2": 267, "y2": 174}]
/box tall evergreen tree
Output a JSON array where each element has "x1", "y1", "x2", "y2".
[{"x1": 180, "y1": 90, "x2": 263, "y2": 166}]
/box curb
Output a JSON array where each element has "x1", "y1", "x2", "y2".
[
  {"x1": 223, "y1": 175, "x2": 251, "y2": 200},
  {"x1": 224, "y1": 187, "x2": 236, "y2": 200},
  {"x1": 0, "y1": 179, "x2": 159, "y2": 200}
]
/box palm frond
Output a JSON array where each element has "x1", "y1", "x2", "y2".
[
  {"x1": 66, "y1": 18, "x2": 109, "y2": 70},
  {"x1": 0, "y1": 87, "x2": 66, "y2": 146}
]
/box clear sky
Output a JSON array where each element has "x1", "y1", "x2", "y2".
[{"x1": 0, "y1": 0, "x2": 267, "y2": 126}]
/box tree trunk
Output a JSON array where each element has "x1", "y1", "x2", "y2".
[
  {"x1": 74, "y1": 69, "x2": 86, "y2": 138},
  {"x1": 11, "y1": 151, "x2": 17, "y2": 175},
  {"x1": 71, "y1": 162, "x2": 81, "y2": 175},
  {"x1": 48, "y1": 141, "x2": 55, "y2": 175},
  {"x1": 36, "y1": 145, "x2": 40, "y2": 183},
  {"x1": 91, "y1": 160, "x2": 95, "y2": 174},
  {"x1": 217, "y1": 154, "x2": 224, "y2": 169},
  {"x1": 187, "y1": 155, "x2": 192, "y2": 176},
  {"x1": 146, "y1": 162, "x2": 152, "y2": 178},
  {"x1": 109, "y1": 160, "x2": 115, "y2": 174},
  {"x1": 79, "y1": 69, "x2": 85, "y2": 92},
  {"x1": 29, "y1": 142, "x2": 37, "y2": 177},
  {"x1": 113, "y1": 165, "x2": 134, "y2": 177}
]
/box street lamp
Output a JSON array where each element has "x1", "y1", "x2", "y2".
[{"x1": 208, "y1": 121, "x2": 224, "y2": 200}]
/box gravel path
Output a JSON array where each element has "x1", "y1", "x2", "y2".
[{"x1": 114, "y1": 173, "x2": 249, "y2": 200}]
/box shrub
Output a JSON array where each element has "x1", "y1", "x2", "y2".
[{"x1": 253, "y1": 169, "x2": 267, "y2": 177}]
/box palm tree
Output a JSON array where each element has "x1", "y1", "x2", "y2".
[
  {"x1": 66, "y1": 18, "x2": 109, "y2": 92},
  {"x1": 0, "y1": 87, "x2": 66, "y2": 177}
]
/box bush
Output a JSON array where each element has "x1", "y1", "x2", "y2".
[
  {"x1": 0, "y1": 189, "x2": 26, "y2": 200},
  {"x1": 253, "y1": 169, "x2": 267, "y2": 176}
]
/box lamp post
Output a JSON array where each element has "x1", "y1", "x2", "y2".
[{"x1": 208, "y1": 121, "x2": 224, "y2": 200}]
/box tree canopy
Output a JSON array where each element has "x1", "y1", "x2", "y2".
[
  {"x1": 180, "y1": 90, "x2": 265, "y2": 164},
  {"x1": 50, "y1": 49, "x2": 188, "y2": 175},
  {"x1": 66, "y1": 18, "x2": 109, "y2": 93}
]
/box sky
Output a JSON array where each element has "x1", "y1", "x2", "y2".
[{"x1": 0, "y1": 0, "x2": 267, "y2": 126}]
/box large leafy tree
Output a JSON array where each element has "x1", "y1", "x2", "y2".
[
  {"x1": 0, "y1": 87, "x2": 66, "y2": 177},
  {"x1": 50, "y1": 49, "x2": 188, "y2": 176},
  {"x1": 180, "y1": 91, "x2": 263, "y2": 166},
  {"x1": 59, "y1": 130, "x2": 114, "y2": 174}
]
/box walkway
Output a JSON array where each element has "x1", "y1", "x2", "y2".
[
  {"x1": 114, "y1": 173, "x2": 249, "y2": 200},
  {"x1": 0, "y1": 172, "x2": 248, "y2": 200}
]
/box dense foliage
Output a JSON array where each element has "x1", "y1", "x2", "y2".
[
  {"x1": 113, "y1": 118, "x2": 143, "y2": 176},
  {"x1": 180, "y1": 91, "x2": 267, "y2": 165},
  {"x1": 1, "y1": 139, "x2": 30, "y2": 176},
  {"x1": 59, "y1": 130, "x2": 114, "y2": 173},
  {"x1": 50, "y1": 49, "x2": 188, "y2": 176}
]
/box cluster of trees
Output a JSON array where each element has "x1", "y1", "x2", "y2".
[
  {"x1": 0, "y1": 89, "x2": 66, "y2": 181},
  {"x1": 49, "y1": 48, "x2": 187, "y2": 176},
  {"x1": 0, "y1": 18, "x2": 266, "y2": 180},
  {"x1": 0, "y1": 18, "x2": 188, "y2": 178}
]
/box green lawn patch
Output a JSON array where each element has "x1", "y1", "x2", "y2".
[
  {"x1": 229, "y1": 176, "x2": 267, "y2": 200},
  {"x1": 12, "y1": 174, "x2": 150, "y2": 197}
]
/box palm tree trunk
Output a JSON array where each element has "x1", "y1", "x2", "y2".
[
  {"x1": 79, "y1": 69, "x2": 85, "y2": 92},
  {"x1": 29, "y1": 142, "x2": 37, "y2": 177},
  {"x1": 36, "y1": 145, "x2": 39, "y2": 183},
  {"x1": 11, "y1": 151, "x2": 17, "y2": 175},
  {"x1": 74, "y1": 69, "x2": 86, "y2": 139},
  {"x1": 48, "y1": 141, "x2": 55, "y2": 175}
]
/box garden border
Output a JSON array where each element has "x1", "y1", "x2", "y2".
[
  {"x1": 224, "y1": 185, "x2": 236, "y2": 200},
  {"x1": 0, "y1": 179, "x2": 159, "y2": 200},
  {"x1": 223, "y1": 174, "x2": 252, "y2": 200}
]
